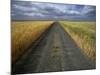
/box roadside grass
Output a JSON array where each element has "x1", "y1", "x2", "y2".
[
  {"x1": 12, "y1": 21, "x2": 53, "y2": 63},
  {"x1": 60, "y1": 21, "x2": 96, "y2": 61}
]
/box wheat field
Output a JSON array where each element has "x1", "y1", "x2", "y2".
[
  {"x1": 11, "y1": 21, "x2": 53, "y2": 63},
  {"x1": 60, "y1": 21, "x2": 96, "y2": 61}
]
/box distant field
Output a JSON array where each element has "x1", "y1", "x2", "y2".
[
  {"x1": 12, "y1": 21, "x2": 53, "y2": 63},
  {"x1": 60, "y1": 21, "x2": 96, "y2": 61}
]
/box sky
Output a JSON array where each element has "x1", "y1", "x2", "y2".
[{"x1": 11, "y1": 1, "x2": 96, "y2": 21}]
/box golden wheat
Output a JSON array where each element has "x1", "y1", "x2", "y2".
[{"x1": 12, "y1": 21, "x2": 53, "y2": 63}]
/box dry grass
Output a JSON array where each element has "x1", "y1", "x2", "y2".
[
  {"x1": 60, "y1": 21, "x2": 96, "y2": 61},
  {"x1": 11, "y1": 21, "x2": 53, "y2": 63}
]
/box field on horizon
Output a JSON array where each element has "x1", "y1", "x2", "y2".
[
  {"x1": 11, "y1": 21, "x2": 53, "y2": 63},
  {"x1": 60, "y1": 21, "x2": 96, "y2": 61}
]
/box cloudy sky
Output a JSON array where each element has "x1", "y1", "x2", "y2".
[{"x1": 11, "y1": 1, "x2": 96, "y2": 20}]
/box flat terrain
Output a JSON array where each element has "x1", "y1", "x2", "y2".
[
  {"x1": 11, "y1": 21, "x2": 53, "y2": 63},
  {"x1": 60, "y1": 21, "x2": 96, "y2": 60},
  {"x1": 12, "y1": 22, "x2": 95, "y2": 74}
]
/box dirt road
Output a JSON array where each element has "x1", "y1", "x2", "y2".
[{"x1": 12, "y1": 22, "x2": 95, "y2": 74}]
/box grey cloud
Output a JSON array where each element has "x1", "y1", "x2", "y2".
[{"x1": 11, "y1": 1, "x2": 96, "y2": 20}]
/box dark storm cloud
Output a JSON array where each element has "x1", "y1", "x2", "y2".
[{"x1": 11, "y1": 1, "x2": 96, "y2": 20}]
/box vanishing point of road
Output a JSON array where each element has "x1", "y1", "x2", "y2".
[{"x1": 12, "y1": 22, "x2": 96, "y2": 74}]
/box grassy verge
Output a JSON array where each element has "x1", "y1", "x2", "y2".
[
  {"x1": 60, "y1": 21, "x2": 96, "y2": 61},
  {"x1": 12, "y1": 21, "x2": 53, "y2": 63}
]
